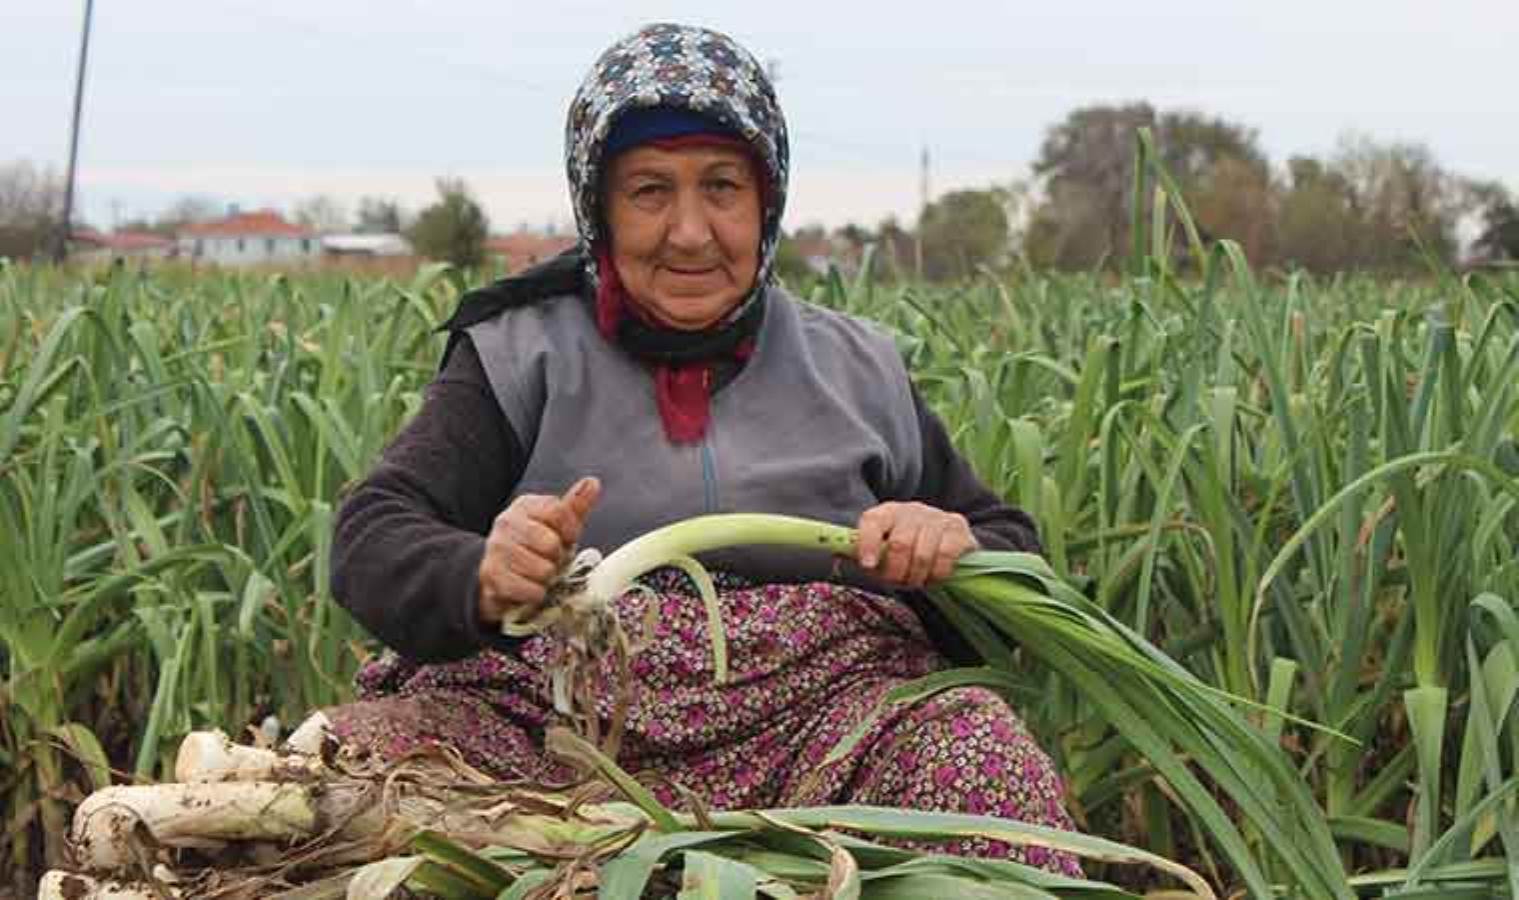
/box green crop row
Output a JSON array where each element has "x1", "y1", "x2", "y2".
[{"x1": 2, "y1": 168, "x2": 1518, "y2": 893}]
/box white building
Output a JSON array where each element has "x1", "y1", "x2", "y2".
[
  {"x1": 178, "y1": 210, "x2": 319, "y2": 266},
  {"x1": 321, "y1": 233, "x2": 412, "y2": 257}
]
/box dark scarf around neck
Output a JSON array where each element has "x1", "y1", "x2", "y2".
[{"x1": 439, "y1": 246, "x2": 765, "y2": 444}]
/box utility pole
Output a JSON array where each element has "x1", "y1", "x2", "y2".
[
  {"x1": 56, "y1": 0, "x2": 95, "y2": 264},
  {"x1": 915, "y1": 145, "x2": 930, "y2": 279}
]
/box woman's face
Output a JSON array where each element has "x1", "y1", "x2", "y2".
[{"x1": 603, "y1": 143, "x2": 762, "y2": 331}]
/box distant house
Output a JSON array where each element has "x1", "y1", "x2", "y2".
[
  {"x1": 788, "y1": 233, "x2": 864, "y2": 276},
  {"x1": 321, "y1": 233, "x2": 412, "y2": 258},
  {"x1": 485, "y1": 232, "x2": 577, "y2": 272},
  {"x1": 178, "y1": 210, "x2": 319, "y2": 266},
  {"x1": 70, "y1": 229, "x2": 175, "y2": 263}
]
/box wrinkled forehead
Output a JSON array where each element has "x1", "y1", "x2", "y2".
[{"x1": 605, "y1": 142, "x2": 758, "y2": 182}]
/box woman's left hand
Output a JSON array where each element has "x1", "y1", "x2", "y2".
[{"x1": 854, "y1": 501, "x2": 979, "y2": 588}]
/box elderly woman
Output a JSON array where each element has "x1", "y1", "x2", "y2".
[{"x1": 330, "y1": 23, "x2": 1079, "y2": 874}]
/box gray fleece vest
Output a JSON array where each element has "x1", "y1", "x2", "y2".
[{"x1": 465, "y1": 286, "x2": 923, "y2": 583}]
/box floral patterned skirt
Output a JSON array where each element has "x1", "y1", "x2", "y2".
[{"x1": 326, "y1": 571, "x2": 1081, "y2": 875}]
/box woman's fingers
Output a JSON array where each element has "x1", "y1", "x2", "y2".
[
  {"x1": 526, "y1": 477, "x2": 600, "y2": 548},
  {"x1": 932, "y1": 523, "x2": 976, "y2": 583},
  {"x1": 930, "y1": 532, "x2": 963, "y2": 583},
  {"x1": 907, "y1": 520, "x2": 946, "y2": 588},
  {"x1": 477, "y1": 478, "x2": 602, "y2": 626},
  {"x1": 505, "y1": 539, "x2": 559, "y2": 583},
  {"x1": 479, "y1": 568, "x2": 550, "y2": 621},
  {"x1": 931, "y1": 514, "x2": 977, "y2": 583},
  {"x1": 857, "y1": 502, "x2": 919, "y2": 584},
  {"x1": 562, "y1": 477, "x2": 601, "y2": 534},
  {"x1": 505, "y1": 513, "x2": 563, "y2": 560},
  {"x1": 880, "y1": 515, "x2": 919, "y2": 584},
  {"x1": 855, "y1": 502, "x2": 977, "y2": 588},
  {"x1": 856, "y1": 504, "x2": 891, "y2": 569}
]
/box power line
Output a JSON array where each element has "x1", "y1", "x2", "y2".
[{"x1": 916, "y1": 145, "x2": 929, "y2": 277}]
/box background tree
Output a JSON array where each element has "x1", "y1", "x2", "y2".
[
  {"x1": 292, "y1": 194, "x2": 348, "y2": 233},
  {"x1": 1025, "y1": 104, "x2": 1267, "y2": 270},
  {"x1": 151, "y1": 195, "x2": 223, "y2": 235},
  {"x1": 1153, "y1": 110, "x2": 1268, "y2": 190},
  {"x1": 1189, "y1": 155, "x2": 1277, "y2": 264},
  {"x1": 0, "y1": 160, "x2": 65, "y2": 260},
  {"x1": 407, "y1": 178, "x2": 489, "y2": 268},
  {"x1": 1276, "y1": 156, "x2": 1362, "y2": 274},
  {"x1": 1023, "y1": 181, "x2": 1111, "y2": 270},
  {"x1": 355, "y1": 196, "x2": 405, "y2": 234},
  {"x1": 1469, "y1": 181, "x2": 1519, "y2": 263},
  {"x1": 873, "y1": 216, "x2": 916, "y2": 280},
  {"x1": 833, "y1": 223, "x2": 872, "y2": 248},
  {"x1": 918, "y1": 188, "x2": 1010, "y2": 280},
  {"x1": 1027, "y1": 102, "x2": 1155, "y2": 269},
  {"x1": 1330, "y1": 134, "x2": 1464, "y2": 268},
  {"x1": 1156, "y1": 112, "x2": 1272, "y2": 262}
]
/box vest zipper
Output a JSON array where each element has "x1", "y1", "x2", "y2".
[
  {"x1": 700, "y1": 436, "x2": 718, "y2": 514},
  {"x1": 701, "y1": 367, "x2": 719, "y2": 513}
]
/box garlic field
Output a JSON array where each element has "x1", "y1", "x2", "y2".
[{"x1": 2, "y1": 240, "x2": 1517, "y2": 897}]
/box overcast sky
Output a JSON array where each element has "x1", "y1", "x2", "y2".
[{"x1": 7, "y1": 1, "x2": 1517, "y2": 232}]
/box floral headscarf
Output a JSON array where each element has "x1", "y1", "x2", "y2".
[{"x1": 564, "y1": 23, "x2": 790, "y2": 314}]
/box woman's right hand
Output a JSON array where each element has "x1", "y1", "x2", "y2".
[{"x1": 477, "y1": 476, "x2": 601, "y2": 627}]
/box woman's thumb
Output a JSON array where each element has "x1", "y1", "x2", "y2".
[{"x1": 564, "y1": 476, "x2": 601, "y2": 519}]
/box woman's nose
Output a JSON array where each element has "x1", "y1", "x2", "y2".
[{"x1": 666, "y1": 189, "x2": 713, "y2": 252}]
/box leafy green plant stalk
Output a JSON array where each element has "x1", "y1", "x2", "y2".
[{"x1": 522, "y1": 513, "x2": 1350, "y2": 897}]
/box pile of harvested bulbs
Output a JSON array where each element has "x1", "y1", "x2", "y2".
[{"x1": 37, "y1": 714, "x2": 638, "y2": 899}]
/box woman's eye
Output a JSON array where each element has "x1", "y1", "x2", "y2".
[
  {"x1": 706, "y1": 179, "x2": 740, "y2": 194},
  {"x1": 628, "y1": 183, "x2": 669, "y2": 204}
]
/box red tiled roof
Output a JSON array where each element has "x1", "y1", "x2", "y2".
[
  {"x1": 180, "y1": 210, "x2": 312, "y2": 238},
  {"x1": 485, "y1": 233, "x2": 577, "y2": 271}
]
